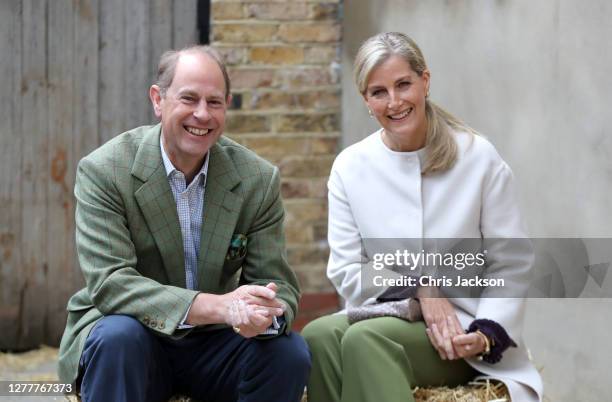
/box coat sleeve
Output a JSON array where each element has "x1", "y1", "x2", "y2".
[
  {"x1": 240, "y1": 166, "x2": 301, "y2": 334},
  {"x1": 476, "y1": 160, "x2": 534, "y2": 342},
  {"x1": 75, "y1": 157, "x2": 199, "y2": 337},
  {"x1": 326, "y1": 161, "x2": 399, "y2": 308}
]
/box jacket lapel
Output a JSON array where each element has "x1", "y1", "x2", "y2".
[
  {"x1": 197, "y1": 141, "x2": 243, "y2": 293},
  {"x1": 132, "y1": 125, "x2": 186, "y2": 287}
]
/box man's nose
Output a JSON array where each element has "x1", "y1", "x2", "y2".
[{"x1": 194, "y1": 101, "x2": 211, "y2": 120}]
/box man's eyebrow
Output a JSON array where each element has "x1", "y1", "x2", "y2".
[{"x1": 177, "y1": 88, "x2": 199, "y2": 97}]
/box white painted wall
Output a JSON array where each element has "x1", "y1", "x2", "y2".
[{"x1": 342, "y1": 1, "x2": 612, "y2": 400}]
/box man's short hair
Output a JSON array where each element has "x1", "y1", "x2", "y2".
[{"x1": 156, "y1": 45, "x2": 231, "y2": 98}]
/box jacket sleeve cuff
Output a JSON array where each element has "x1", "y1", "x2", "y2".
[{"x1": 468, "y1": 318, "x2": 517, "y2": 364}]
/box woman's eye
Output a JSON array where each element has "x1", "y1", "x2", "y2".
[
  {"x1": 371, "y1": 89, "x2": 384, "y2": 97},
  {"x1": 399, "y1": 81, "x2": 411, "y2": 88}
]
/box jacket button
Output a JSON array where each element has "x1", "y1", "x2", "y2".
[
  {"x1": 159, "y1": 322, "x2": 165, "y2": 330},
  {"x1": 143, "y1": 316, "x2": 150, "y2": 325},
  {"x1": 150, "y1": 320, "x2": 157, "y2": 328}
]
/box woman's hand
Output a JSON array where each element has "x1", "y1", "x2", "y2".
[
  {"x1": 418, "y1": 287, "x2": 464, "y2": 360},
  {"x1": 452, "y1": 332, "x2": 486, "y2": 358}
]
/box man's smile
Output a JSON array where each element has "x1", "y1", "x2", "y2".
[{"x1": 185, "y1": 126, "x2": 211, "y2": 136}]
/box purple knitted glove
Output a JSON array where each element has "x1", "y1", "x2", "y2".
[{"x1": 467, "y1": 319, "x2": 517, "y2": 364}]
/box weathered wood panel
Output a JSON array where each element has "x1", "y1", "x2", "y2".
[
  {"x1": 99, "y1": 0, "x2": 127, "y2": 143},
  {"x1": 125, "y1": 0, "x2": 151, "y2": 130},
  {"x1": 149, "y1": 0, "x2": 173, "y2": 122},
  {"x1": 173, "y1": 0, "x2": 199, "y2": 48},
  {"x1": 47, "y1": 0, "x2": 76, "y2": 346},
  {"x1": 0, "y1": 0, "x2": 24, "y2": 348},
  {"x1": 20, "y1": 0, "x2": 49, "y2": 349},
  {"x1": 0, "y1": 0, "x2": 200, "y2": 350}
]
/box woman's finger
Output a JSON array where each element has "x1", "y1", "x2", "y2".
[
  {"x1": 441, "y1": 319, "x2": 455, "y2": 359},
  {"x1": 452, "y1": 334, "x2": 471, "y2": 345},
  {"x1": 449, "y1": 314, "x2": 464, "y2": 336},
  {"x1": 453, "y1": 334, "x2": 480, "y2": 358},
  {"x1": 430, "y1": 324, "x2": 448, "y2": 360},
  {"x1": 425, "y1": 328, "x2": 446, "y2": 360}
]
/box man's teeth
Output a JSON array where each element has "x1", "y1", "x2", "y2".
[
  {"x1": 389, "y1": 108, "x2": 412, "y2": 120},
  {"x1": 186, "y1": 127, "x2": 210, "y2": 136}
]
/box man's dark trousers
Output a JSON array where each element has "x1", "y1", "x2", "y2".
[{"x1": 78, "y1": 315, "x2": 311, "y2": 402}]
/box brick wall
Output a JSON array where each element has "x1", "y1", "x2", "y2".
[{"x1": 210, "y1": 0, "x2": 342, "y2": 322}]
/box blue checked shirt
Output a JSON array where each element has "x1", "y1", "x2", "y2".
[
  {"x1": 160, "y1": 137, "x2": 281, "y2": 334},
  {"x1": 161, "y1": 137, "x2": 208, "y2": 291}
]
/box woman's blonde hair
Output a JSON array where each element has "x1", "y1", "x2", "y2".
[{"x1": 354, "y1": 32, "x2": 477, "y2": 174}]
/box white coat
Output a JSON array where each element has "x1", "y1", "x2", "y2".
[{"x1": 327, "y1": 129, "x2": 543, "y2": 401}]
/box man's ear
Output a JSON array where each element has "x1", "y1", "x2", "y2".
[
  {"x1": 226, "y1": 93, "x2": 233, "y2": 108},
  {"x1": 149, "y1": 85, "x2": 163, "y2": 118}
]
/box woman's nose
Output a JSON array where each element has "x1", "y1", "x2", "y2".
[{"x1": 388, "y1": 91, "x2": 402, "y2": 109}]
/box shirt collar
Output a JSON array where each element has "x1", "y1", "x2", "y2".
[{"x1": 160, "y1": 134, "x2": 209, "y2": 187}]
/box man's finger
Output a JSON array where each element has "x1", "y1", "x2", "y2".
[
  {"x1": 266, "y1": 282, "x2": 278, "y2": 292},
  {"x1": 246, "y1": 295, "x2": 284, "y2": 307},
  {"x1": 237, "y1": 300, "x2": 250, "y2": 326},
  {"x1": 246, "y1": 285, "x2": 276, "y2": 300},
  {"x1": 228, "y1": 300, "x2": 239, "y2": 327},
  {"x1": 248, "y1": 310, "x2": 271, "y2": 328}
]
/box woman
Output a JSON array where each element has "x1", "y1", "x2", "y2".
[{"x1": 302, "y1": 32, "x2": 542, "y2": 402}]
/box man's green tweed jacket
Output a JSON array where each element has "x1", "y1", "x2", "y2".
[{"x1": 58, "y1": 124, "x2": 300, "y2": 384}]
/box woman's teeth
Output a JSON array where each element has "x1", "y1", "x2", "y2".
[
  {"x1": 186, "y1": 127, "x2": 210, "y2": 136},
  {"x1": 388, "y1": 108, "x2": 412, "y2": 120}
]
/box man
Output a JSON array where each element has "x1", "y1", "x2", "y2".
[{"x1": 57, "y1": 45, "x2": 310, "y2": 402}]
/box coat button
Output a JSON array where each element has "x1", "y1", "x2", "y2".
[
  {"x1": 143, "y1": 316, "x2": 150, "y2": 325},
  {"x1": 150, "y1": 320, "x2": 157, "y2": 328},
  {"x1": 159, "y1": 322, "x2": 165, "y2": 330}
]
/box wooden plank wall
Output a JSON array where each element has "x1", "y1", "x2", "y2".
[{"x1": 0, "y1": 0, "x2": 199, "y2": 350}]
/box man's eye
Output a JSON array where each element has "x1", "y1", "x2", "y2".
[{"x1": 181, "y1": 96, "x2": 195, "y2": 103}]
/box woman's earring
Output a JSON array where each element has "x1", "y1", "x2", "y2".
[{"x1": 368, "y1": 109, "x2": 373, "y2": 118}]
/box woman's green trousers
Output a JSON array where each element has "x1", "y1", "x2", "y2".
[{"x1": 302, "y1": 314, "x2": 476, "y2": 402}]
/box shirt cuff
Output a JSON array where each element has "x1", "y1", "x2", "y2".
[
  {"x1": 261, "y1": 315, "x2": 284, "y2": 335},
  {"x1": 177, "y1": 302, "x2": 195, "y2": 329}
]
